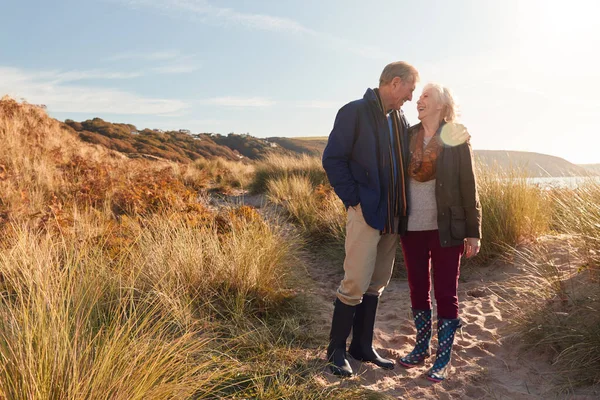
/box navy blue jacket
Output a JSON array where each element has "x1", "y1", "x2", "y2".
[{"x1": 322, "y1": 89, "x2": 409, "y2": 232}]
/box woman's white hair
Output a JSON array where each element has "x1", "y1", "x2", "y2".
[{"x1": 423, "y1": 83, "x2": 459, "y2": 123}]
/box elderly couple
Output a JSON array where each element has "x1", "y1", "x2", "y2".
[{"x1": 322, "y1": 61, "x2": 482, "y2": 382}]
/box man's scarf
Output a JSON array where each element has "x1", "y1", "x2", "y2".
[{"x1": 373, "y1": 89, "x2": 407, "y2": 233}]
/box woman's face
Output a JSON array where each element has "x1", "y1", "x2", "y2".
[{"x1": 416, "y1": 88, "x2": 442, "y2": 121}]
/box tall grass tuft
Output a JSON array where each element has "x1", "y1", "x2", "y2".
[
  {"x1": 476, "y1": 165, "x2": 551, "y2": 260},
  {"x1": 181, "y1": 157, "x2": 255, "y2": 193},
  {"x1": 505, "y1": 179, "x2": 600, "y2": 388},
  {"x1": 251, "y1": 153, "x2": 327, "y2": 194},
  {"x1": 0, "y1": 225, "x2": 231, "y2": 399},
  {"x1": 267, "y1": 176, "x2": 346, "y2": 244},
  {"x1": 550, "y1": 179, "x2": 600, "y2": 274},
  {"x1": 129, "y1": 206, "x2": 297, "y2": 320}
]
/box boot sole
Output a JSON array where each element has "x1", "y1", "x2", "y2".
[
  {"x1": 398, "y1": 354, "x2": 430, "y2": 369},
  {"x1": 349, "y1": 354, "x2": 395, "y2": 370},
  {"x1": 364, "y1": 361, "x2": 395, "y2": 370},
  {"x1": 398, "y1": 360, "x2": 423, "y2": 369},
  {"x1": 329, "y1": 367, "x2": 353, "y2": 377},
  {"x1": 426, "y1": 375, "x2": 444, "y2": 383}
]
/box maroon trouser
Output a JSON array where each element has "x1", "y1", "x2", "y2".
[{"x1": 400, "y1": 230, "x2": 464, "y2": 319}]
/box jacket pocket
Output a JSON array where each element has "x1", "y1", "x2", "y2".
[
  {"x1": 449, "y1": 206, "x2": 466, "y2": 240},
  {"x1": 350, "y1": 162, "x2": 370, "y2": 186}
]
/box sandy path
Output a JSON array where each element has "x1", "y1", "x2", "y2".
[
  {"x1": 307, "y1": 252, "x2": 599, "y2": 399},
  {"x1": 212, "y1": 192, "x2": 599, "y2": 399}
]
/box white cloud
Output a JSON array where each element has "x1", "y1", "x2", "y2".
[
  {"x1": 0, "y1": 67, "x2": 189, "y2": 116},
  {"x1": 212, "y1": 7, "x2": 312, "y2": 35},
  {"x1": 201, "y1": 96, "x2": 275, "y2": 107},
  {"x1": 117, "y1": 0, "x2": 391, "y2": 60},
  {"x1": 124, "y1": 0, "x2": 313, "y2": 35},
  {"x1": 106, "y1": 49, "x2": 200, "y2": 75},
  {"x1": 40, "y1": 70, "x2": 144, "y2": 84},
  {"x1": 107, "y1": 50, "x2": 182, "y2": 61},
  {"x1": 18, "y1": 61, "x2": 198, "y2": 87}
]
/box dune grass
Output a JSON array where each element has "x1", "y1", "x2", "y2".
[
  {"x1": 0, "y1": 208, "x2": 361, "y2": 399},
  {"x1": 0, "y1": 225, "x2": 228, "y2": 399},
  {"x1": 475, "y1": 164, "x2": 552, "y2": 261},
  {"x1": 267, "y1": 176, "x2": 346, "y2": 244},
  {"x1": 182, "y1": 157, "x2": 255, "y2": 193},
  {"x1": 505, "y1": 180, "x2": 600, "y2": 388},
  {"x1": 550, "y1": 179, "x2": 600, "y2": 273},
  {"x1": 251, "y1": 153, "x2": 327, "y2": 194},
  {"x1": 0, "y1": 98, "x2": 374, "y2": 399}
]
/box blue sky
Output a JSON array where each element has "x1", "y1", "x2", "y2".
[{"x1": 2, "y1": 0, "x2": 599, "y2": 163}]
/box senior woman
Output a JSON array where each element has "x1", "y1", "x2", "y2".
[{"x1": 398, "y1": 83, "x2": 482, "y2": 382}]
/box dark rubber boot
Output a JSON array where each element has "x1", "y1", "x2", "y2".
[
  {"x1": 326, "y1": 298, "x2": 356, "y2": 377},
  {"x1": 348, "y1": 294, "x2": 395, "y2": 370}
]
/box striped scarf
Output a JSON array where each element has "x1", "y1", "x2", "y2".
[{"x1": 373, "y1": 89, "x2": 407, "y2": 234}]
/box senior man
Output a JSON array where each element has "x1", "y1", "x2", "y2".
[{"x1": 322, "y1": 61, "x2": 418, "y2": 377}]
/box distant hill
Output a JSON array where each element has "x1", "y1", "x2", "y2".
[
  {"x1": 211, "y1": 133, "x2": 279, "y2": 159},
  {"x1": 475, "y1": 150, "x2": 592, "y2": 177},
  {"x1": 266, "y1": 137, "x2": 328, "y2": 156},
  {"x1": 579, "y1": 164, "x2": 600, "y2": 175},
  {"x1": 64, "y1": 118, "x2": 303, "y2": 162},
  {"x1": 64, "y1": 118, "x2": 243, "y2": 162}
]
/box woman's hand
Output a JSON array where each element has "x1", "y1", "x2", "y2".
[
  {"x1": 441, "y1": 123, "x2": 471, "y2": 145},
  {"x1": 464, "y1": 238, "x2": 481, "y2": 258}
]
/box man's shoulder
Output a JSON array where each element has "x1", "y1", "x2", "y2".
[{"x1": 338, "y1": 97, "x2": 370, "y2": 113}]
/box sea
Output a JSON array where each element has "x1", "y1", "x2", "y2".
[{"x1": 527, "y1": 176, "x2": 600, "y2": 189}]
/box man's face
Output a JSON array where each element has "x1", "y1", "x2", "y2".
[{"x1": 390, "y1": 77, "x2": 416, "y2": 110}]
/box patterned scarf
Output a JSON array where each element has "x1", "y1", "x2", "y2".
[
  {"x1": 409, "y1": 125, "x2": 442, "y2": 182},
  {"x1": 372, "y1": 89, "x2": 407, "y2": 233}
]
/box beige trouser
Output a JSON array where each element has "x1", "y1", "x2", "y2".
[{"x1": 336, "y1": 204, "x2": 398, "y2": 306}]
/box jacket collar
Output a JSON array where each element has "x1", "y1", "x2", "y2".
[
  {"x1": 364, "y1": 88, "x2": 388, "y2": 116},
  {"x1": 409, "y1": 121, "x2": 447, "y2": 136},
  {"x1": 409, "y1": 122, "x2": 455, "y2": 149}
]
